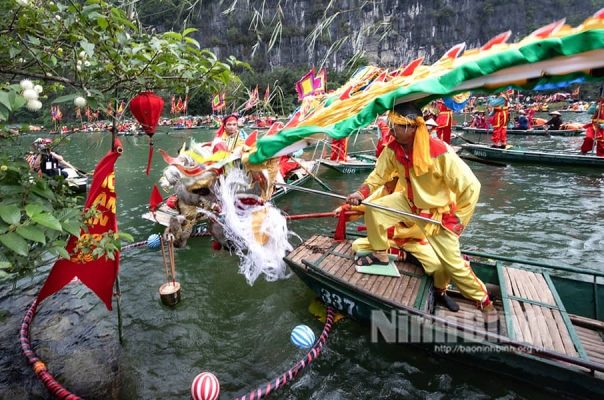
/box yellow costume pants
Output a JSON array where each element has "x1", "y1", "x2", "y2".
[
  {"x1": 352, "y1": 235, "x2": 450, "y2": 290},
  {"x1": 364, "y1": 192, "x2": 488, "y2": 303}
]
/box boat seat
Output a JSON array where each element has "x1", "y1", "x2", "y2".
[
  {"x1": 289, "y1": 234, "x2": 430, "y2": 310},
  {"x1": 499, "y1": 264, "x2": 587, "y2": 358}
]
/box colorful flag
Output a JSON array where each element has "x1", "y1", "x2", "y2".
[
  {"x1": 211, "y1": 93, "x2": 225, "y2": 111},
  {"x1": 175, "y1": 97, "x2": 184, "y2": 113},
  {"x1": 170, "y1": 95, "x2": 176, "y2": 114},
  {"x1": 245, "y1": 86, "x2": 259, "y2": 110},
  {"x1": 37, "y1": 141, "x2": 123, "y2": 310},
  {"x1": 295, "y1": 69, "x2": 316, "y2": 101},
  {"x1": 313, "y1": 69, "x2": 327, "y2": 94},
  {"x1": 149, "y1": 184, "x2": 163, "y2": 213},
  {"x1": 264, "y1": 85, "x2": 270, "y2": 103}
]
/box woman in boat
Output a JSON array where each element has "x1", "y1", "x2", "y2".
[
  {"x1": 580, "y1": 98, "x2": 604, "y2": 156},
  {"x1": 215, "y1": 114, "x2": 247, "y2": 152},
  {"x1": 545, "y1": 111, "x2": 563, "y2": 130},
  {"x1": 345, "y1": 102, "x2": 494, "y2": 312}
]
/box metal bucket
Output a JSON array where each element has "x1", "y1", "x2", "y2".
[{"x1": 159, "y1": 282, "x2": 181, "y2": 306}]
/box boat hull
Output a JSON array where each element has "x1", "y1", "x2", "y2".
[
  {"x1": 285, "y1": 235, "x2": 604, "y2": 398},
  {"x1": 459, "y1": 127, "x2": 584, "y2": 136},
  {"x1": 461, "y1": 144, "x2": 604, "y2": 167}
]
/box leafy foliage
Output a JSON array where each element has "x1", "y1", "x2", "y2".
[
  {"x1": 0, "y1": 0, "x2": 246, "y2": 127},
  {"x1": 0, "y1": 157, "x2": 82, "y2": 279}
]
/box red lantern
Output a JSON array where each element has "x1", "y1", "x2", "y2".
[{"x1": 129, "y1": 92, "x2": 164, "y2": 175}]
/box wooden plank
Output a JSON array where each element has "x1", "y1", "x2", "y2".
[
  {"x1": 389, "y1": 275, "x2": 412, "y2": 306},
  {"x1": 401, "y1": 273, "x2": 421, "y2": 306},
  {"x1": 382, "y1": 275, "x2": 407, "y2": 304},
  {"x1": 503, "y1": 269, "x2": 525, "y2": 342},
  {"x1": 511, "y1": 299, "x2": 533, "y2": 343},
  {"x1": 323, "y1": 242, "x2": 349, "y2": 275},
  {"x1": 543, "y1": 308, "x2": 568, "y2": 354},
  {"x1": 570, "y1": 314, "x2": 604, "y2": 331},
  {"x1": 287, "y1": 235, "x2": 319, "y2": 263},
  {"x1": 522, "y1": 302, "x2": 544, "y2": 348},
  {"x1": 528, "y1": 271, "x2": 556, "y2": 305},
  {"x1": 375, "y1": 276, "x2": 398, "y2": 299},
  {"x1": 552, "y1": 310, "x2": 578, "y2": 356}
]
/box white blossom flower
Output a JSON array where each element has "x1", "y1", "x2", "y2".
[
  {"x1": 22, "y1": 88, "x2": 38, "y2": 101},
  {"x1": 84, "y1": 61, "x2": 91, "y2": 67},
  {"x1": 76, "y1": 65, "x2": 82, "y2": 72},
  {"x1": 77, "y1": 59, "x2": 82, "y2": 65},
  {"x1": 74, "y1": 96, "x2": 86, "y2": 107},
  {"x1": 55, "y1": 15, "x2": 61, "y2": 21},
  {"x1": 79, "y1": 51, "x2": 86, "y2": 59},
  {"x1": 16, "y1": 0, "x2": 29, "y2": 6},
  {"x1": 26, "y1": 99, "x2": 42, "y2": 111},
  {"x1": 20, "y1": 79, "x2": 34, "y2": 90},
  {"x1": 34, "y1": 84, "x2": 43, "y2": 94}
]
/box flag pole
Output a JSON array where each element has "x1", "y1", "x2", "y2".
[{"x1": 111, "y1": 91, "x2": 124, "y2": 344}]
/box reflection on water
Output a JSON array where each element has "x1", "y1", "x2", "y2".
[{"x1": 7, "y1": 124, "x2": 603, "y2": 398}]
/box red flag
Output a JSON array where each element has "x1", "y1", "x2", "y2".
[
  {"x1": 37, "y1": 142, "x2": 123, "y2": 310},
  {"x1": 244, "y1": 130, "x2": 259, "y2": 147},
  {"x1": 149, "y1": 184, "x2": 164, "y2": 212},
  {"x1": 264, "y1": 85, "x2": 270, "y2": 103}
]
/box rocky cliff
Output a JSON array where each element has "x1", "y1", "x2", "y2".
[{"x1": 140, "y1": 0, "x2": 604, "y2": 70}]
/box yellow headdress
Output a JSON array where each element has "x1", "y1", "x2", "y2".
[{"x1": 388, "y1": 104, "x2": 432, "y2": 176}]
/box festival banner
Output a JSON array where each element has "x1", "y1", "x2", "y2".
[
  {"x1": 211, "y1": 93, "x2": 225, "y2": 111},
  {"x1": 37, "y1": 141, "x2": 123, "y2": 310},
  {"x1": 244, "y1": 86, "x2": 259, "y2": 110},
  {"x1": 295, "y1": 69, "x2": 316, "y2": 101}
]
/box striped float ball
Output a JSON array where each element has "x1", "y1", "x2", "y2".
[
  {"x1": 290, "y1": 324, "x2": 316, "y2": 349},
  {"x1": 147, "y1": 233, "x2": 161, "y2": 250},
  {"x1": 191, "y1": 372, "x2": 220, "y2": 400}
]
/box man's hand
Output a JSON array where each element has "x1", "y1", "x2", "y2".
[{"x1": 346, "y1": 191, "x2": 364, "y2": 206}]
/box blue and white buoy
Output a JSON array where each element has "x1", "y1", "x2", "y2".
[
  {"x1": 147, "y1": 233, "x2": 161, "y2": 250},
  {"x1": 290, "y1": 324, "x2": 316, "y2": 349}
]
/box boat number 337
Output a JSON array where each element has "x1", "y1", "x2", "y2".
[{"x1": 320, "y1": 288, "x2": 357, "y2": 315}]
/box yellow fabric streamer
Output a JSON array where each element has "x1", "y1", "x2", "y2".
[{"x1": 387, "y1": 111, "x2": 433, "y2": 176}]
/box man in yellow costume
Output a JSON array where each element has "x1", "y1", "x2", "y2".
[{"x1": 345, "y1": 102, "x2": 493, "y2": 312}]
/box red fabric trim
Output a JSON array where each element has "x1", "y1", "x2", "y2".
[
  {"x1": 357, "y1": 184, "x2": 370, "y2": 199},
  {"x1": 429, "y1": 137, "x2": 448, "y2": 158}
]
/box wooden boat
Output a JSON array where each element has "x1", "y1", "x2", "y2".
[
  {"x1": 460, "y1": 144, "x2": 604, "y2": 168},
  {"x1": 285, "y1": 234, "x2": 604, "y2": 398},
  {"x1": 459, "y1": 126, "x2": 584, "y2": 137},
  {"x1": 319, "y1": 157, "x2": 376, "y2": 174},
  {"x1": 142, "y1": 161, "x2": 320, "y2": 228}
]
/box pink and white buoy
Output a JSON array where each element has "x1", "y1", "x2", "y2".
[{"x1": 191, "y1": 372, "x2": 220, "y2": 400}]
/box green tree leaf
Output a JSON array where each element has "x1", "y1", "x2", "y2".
[
  {"x1": 0, "y1": 232, "x2": 29, "y2": 256},
  {"x1": 25, "y1": 203, "x2": 45, "y2": 218},
  {"x1": 0, "y1": 204, "x2": 21, "y2": 225},
  {"x1": 32, "y1": 213, "x2": 63, "y2": 231},
  {"x1": 61, "y1": 220, "x2": 81, "y2": 237},
  {"x1": 16, "y1": 225, "x2": 46, "y2": 244}
]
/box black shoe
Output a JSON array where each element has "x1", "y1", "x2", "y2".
[
  {"x1": 485, "y1": 283, "x2": 500, "y2": 302},
  {"x1": 435, "y1": 293, "x2": 460, "y2": 312}
]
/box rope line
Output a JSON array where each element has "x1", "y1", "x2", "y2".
[{"x1": 233, "y1": 307, "x2": 335, "y2": 400}]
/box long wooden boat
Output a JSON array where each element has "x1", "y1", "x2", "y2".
[
  {"x1": 459, "y1": 126, "x2": 584, "y2": 137},
  {"x1": 319, "y1": 157, "x2": 376, "y2": 174},
  {"x1": 142, "y1": 161, "x2": 320, "y2": 228},
  {"x1": 460, "y1": 144, "x2": 604, "y2": 168},
  {"x1": 285, "y1": 234, "x2": 604, "y2": 398}
]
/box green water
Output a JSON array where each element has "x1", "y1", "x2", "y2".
[{"x1": 7, "y1": 115, "x2": 604, "y2": 398}]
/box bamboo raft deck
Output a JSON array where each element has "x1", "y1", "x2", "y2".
[{"x1": 286, "y1": 234, "x2": 604, "y2": 374}]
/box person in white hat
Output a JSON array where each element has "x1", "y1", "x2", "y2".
[
  {"x1": 425, "y1": 118, "x2": 439, "y2": 137},
  {"x1": 546, "y1": 111, "x2": 563, "y2": 130}
]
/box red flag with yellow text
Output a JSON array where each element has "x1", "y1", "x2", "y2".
[{"x1": 37, "y1": 140, "x2": 123, "y2": 310}]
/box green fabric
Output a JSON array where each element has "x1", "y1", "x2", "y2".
[{"x1": 249, "y1": 29, "x2": 604, "y2": 164}]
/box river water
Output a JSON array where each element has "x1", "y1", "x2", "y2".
[{"x1": 5, "y1": 111, "x2": 604, "y2": 399}]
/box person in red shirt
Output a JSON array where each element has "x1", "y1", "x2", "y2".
[
  {"x1": 580, "y1": 98, "x2": 604, "y2": 156},
  {"x1": 435, "y1": 100, "x2": 453, "y2": 143}
]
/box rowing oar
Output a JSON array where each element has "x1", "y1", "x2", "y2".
[
  {"x1": 274, "y1": 183, "x2": 441, "y2": 225},
  {"x1": 286, "y1": 210, "x2": 363, "y2": 220},
  {"x1": 291, "y1": 157, "x2": 333, "y2": 192}
]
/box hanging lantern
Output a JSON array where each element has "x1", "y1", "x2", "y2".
[{"x1": 129, "y1": 91, "x2": 164, "y2": 175}]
